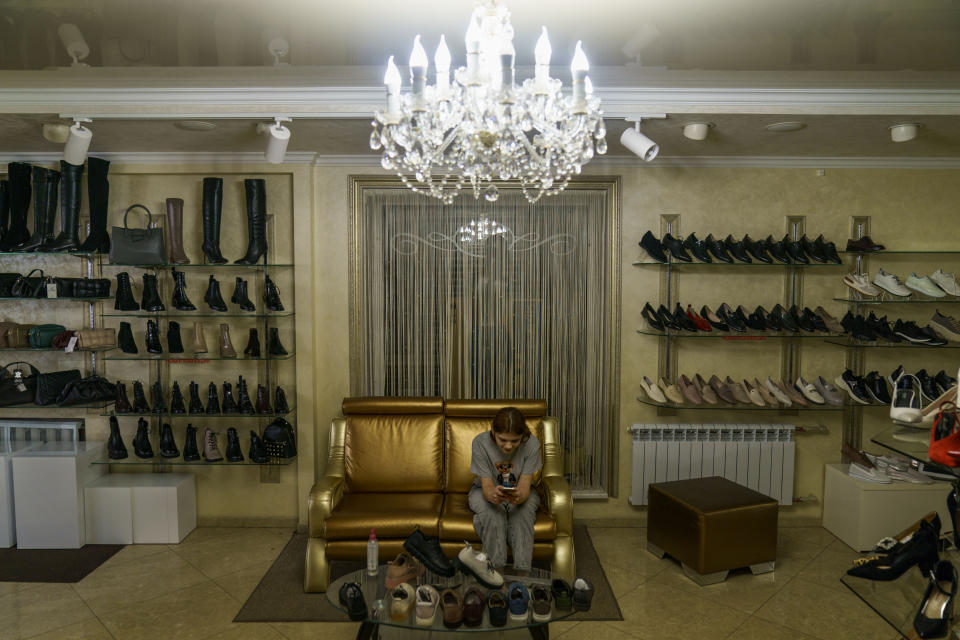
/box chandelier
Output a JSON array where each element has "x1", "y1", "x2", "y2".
[{"x1": 370, "y1": 0, "x2": 606, "y2": 204}]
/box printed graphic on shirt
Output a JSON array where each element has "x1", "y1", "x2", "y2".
[{"x1": 495, "y1": 461, "x2": 517, "y2": 488}]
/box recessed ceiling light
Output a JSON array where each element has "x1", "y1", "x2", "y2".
[
  {"x1": 682, "y1": 122, "x2": 713, "y2": 140},
  {"x1": 765, "y1": 121, "x2": 806, "y2": 133},
  {"x1": 889, "y1": 122, "x2": 921, "y2": 143},
  {"x1": 175, "y1": 120, "x2": 217, "y2": 132}
]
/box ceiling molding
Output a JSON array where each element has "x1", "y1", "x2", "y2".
[{"x1": 0, "y1": 152, "x2": 318, "y2": 165}]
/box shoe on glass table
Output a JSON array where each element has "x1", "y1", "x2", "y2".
[
  {"x1": 508, "y1": 582, "x2": 530, "y2": 621},
  {"x1": 456, "y1": 541, "x2": 504, "y2": 589},
  {"x1": 873, "y1": 268, "x2": 912, "y2": 297},
  {"x1": 843, "y1": 273, "x2": 881, "y2": 297},
  {"x1": 415, "y1": 584, "x2": 440, "y2": 627},
  {"x1": 906, "y1": 273, "x2": 948, "y2": 298},
  {"x1": 930, "y1": 268, "x2": 960, "y2": 297}
]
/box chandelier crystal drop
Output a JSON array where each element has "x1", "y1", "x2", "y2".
[{"x1": 371, "y1": 0, "x2": 606, "y2": 204}]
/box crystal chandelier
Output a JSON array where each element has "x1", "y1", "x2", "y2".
[{"x1": 370, "y1": 0, "x2": 606, "y2": 204}]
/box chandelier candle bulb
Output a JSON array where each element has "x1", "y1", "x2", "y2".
[
  {"x1": 409, "y1": 35, "x2": 428, "y2": 107},
  {"x1": 384, "y1": 56, "x2": 402, "y2": 120},
  {"x1": 571, "y1": 40, "x2": 589, "y2": 111},
  {"x1": 434, "y1": 35, "x2": 451, "y2": 95},
  {"x1": 534, "y1": 26, "x2": 551, "y2": 92}
]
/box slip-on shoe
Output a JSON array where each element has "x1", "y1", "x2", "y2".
[
  {"x1": 709, "y1": 375, "x2": 737, "y2": 404},
  {"x1": 695, "y1": 373, "x2": 720, "y2": 404},
  {"x1": 813, "y1": 376, "x2": 845, "y2": 406},
  {"x1": 441, "y1": 588, "x2": 464, "y2": 628},
  {"x1": 641, "y1": 376, "x2": 668, "y2": 403},
  {"x1": 678, "y1": 374, "x2": 704, "y2": 405},
  {"x1": 725, "y1": 376, "x2": 751, "y2": 404},
  {"x1": 795, "y1": 377, "x2": 825, "y2": 404},
  {"x1": 700, "y1": 305, "x2": 729, "y2": 331},
  {"x1": 488, "y1": 590, "x2": 508, "y2": 627},
  {"x1": 659, "y1": 377, "x2": 685, "y2": 404},
  {"x1": 463, "y1": 587, "x2": 486, "y2": 627}
]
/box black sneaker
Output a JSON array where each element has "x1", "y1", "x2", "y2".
[
  {"x1": 893, "y1": 319, "x2": 931, "y2": 344},
  {"x1": 704, "y1": 234, "x2": 733, "y2": 263},
  {"x1": 724, "y1": 235, "x2": 752, "y2": 263},
  {"x1": 936, "y1": 370, "x2": 958, "y2": 395},
  {"x1": 657, "y1": 304, "x2": 681, "y2": 331},
  {"x1": 841, "y1": 312, "x2": 876, "y2": 341},
  {"x1": 662, "y1": 233, "x2": 692, "y2": 262},
  {"x1": 743, "y1": 235, "x2": 773, "y2": 264},
  {"x1": 674, "y1": 303, "x2": 699, "y2": 332},
  {"x1": 683, "y1": 233, "x2": 712, "y2": 263},
  {"x1": 764, "y1": 235, "x2": 791, "y2": 264},
  {"x1": 782, "y1": 234, "x2": 810, "y2": 264},
  {"x1": 867, "y1": 313, "x2": 900, "y2": 342},
  {"x1": 865, "y1": 372, "x2": 892, "y2": 404},
  {"x1": 813, "y1": 235, "x2": 843, "y2": 264},
  {"x1": 916, "y1": 369, "x2": 940, "y2": 401},
  {"x1": 835, "y1": 369, "x2": 873, "y2": 405},
  {"x1": 642, "y1": 302, "x2": 665, "y2": 331},
  {"x1": 639, "y1": 231, "x2": 667, "y2": 263},
  {"x1": 918, "y1": 325, "x2": 948, "y2": 346},
  {"x1": 888, "y1": 365, "x2": 906, "y2": 387}
]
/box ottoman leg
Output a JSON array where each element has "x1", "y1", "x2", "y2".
[
  {"x1": 749, "y1": 561, "x2": 775, "y2": 575},
  {"x1": 646, "y1": 541, "x2": 666, "y2": 558},
  {"x1": 681, "y1": 564, "x2": 728, "y2": 586}
]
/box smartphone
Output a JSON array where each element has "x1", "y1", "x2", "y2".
[{"x1": 500, "y1": 485, "x2": 516, "y2": 491}]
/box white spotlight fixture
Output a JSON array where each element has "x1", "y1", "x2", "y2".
[
  {"x1": 256, "y1": 117, "x2": 292, "y2": 164},
  {"x1": 63, "y1": 118, "x2": 92, "y2": 165},
  {"x1": 682, "y1": 122, "x2": 713, "y2": 141},
  {"x1": 620, "y1": 121, "x2": 659, "y2": 162},
  {"x1": 889, "y1": 123, "x2": 919, "y2": 143},
  {"x1": 57, "y1": 23, "x2": 89, "y2": 67}
]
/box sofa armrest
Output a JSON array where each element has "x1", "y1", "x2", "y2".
[
  {"x1": 540, "y1": 416, "x2": 564, "y2": 478},
  {"x1": 308, "y1": 475, "x2": 345, "y2": 537},
  {"x1": 542, "y1": 474, "x2": 572, "y2": 537}
]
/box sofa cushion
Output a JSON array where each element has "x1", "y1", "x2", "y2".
[
  {"x1": 445, "y1": 417, "x2": 545, "y2": 494},
  {"x1": 323, "y1": 493, "x2": 443, "y2": 539},
  {"x1": 345, "y1": 413, "x2": 445, "y2": 492},
  {"x1": 438, "y1": 492, "x2": 556, "y2": 541}
]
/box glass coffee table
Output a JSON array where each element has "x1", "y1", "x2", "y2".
[{"x1": 327, "y1": 564, "x2": 576, "y2": 639}]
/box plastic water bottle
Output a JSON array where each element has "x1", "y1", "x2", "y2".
[{"x1": 366, "y1": 528, "x2": 378, "y2": 576}]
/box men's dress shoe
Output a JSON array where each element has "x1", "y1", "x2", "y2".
[
  {"x1": 674, "y1": 303, "x2": 699, "y2": 332},
  {"x1": 657, "y1": 304, "x2": 681, "y2": 331},
  {"x1": 390, "y1": 583, "x2": 416, "y2": 622},
  {"x1": 791, "y1": 306, "x2": 816, "y2": 333},
  {"x1": 662, "y1": 233, "x2": 692, "y2": 262},
  {"x1": 913, "y1": 560, "x2": 957, "y2": 639},
  {"x1": 678, "y1": 375, "x2": 704, "y2": 405},
  {"x1": 815, "y1": 306, "x2": 844, "y2": 334},
  {"x1": 683, "y1": 233, "x2": 712, "y2": 263},
  {"x1": 845, "y1": 235, "x2": 886, "y2": 252},
  {"x1": 441, "y1": 588, "x2": 464, "y2": 628},
  {"x1": 455, "y1": 542, "x2": 504, "y2": 589},
  {"x1": 709, "y1": 375, "x2": 737, "y2": 404},
  {"x1": 725, "y1": 376, "x2": 751, "y2": 404},
  {"x1": 847, "y1": 519, "x2": 938, "y2": 581},
  {"x1": 873, "y1": 268, "x2": 912, "y2": 296},
  {"x1": 508, "y1": 582, "x2": 531, "y2": 621},
  {"x1": 798, "y1": 235, "x2": 826, "y2": 263},
  {"x1": 916, "y1": 369, "x2": 941, "y2": 402},
  {"x1": 339, "y1": 582, "x2": 368, "y2": 621},
  {"x1": 386, "y1": 552, "x2": 424, "y2": 589},
  {"x1": 403, "y1": 528, "x2": 456, "y2": 577},
  {"x1": 743, "y1": 379, "x2": 766, "y2": 406},
  {"x1": 764, "y1": 235, "x2": 791, "y2": 264},
  {"x1": 906, "y1": 273, "x2": 948, "y2": 298},
  {"x1": 642, "y1": 302, "x2": 665, "y2": 331},
  {"x1": 756, "y1": 305, "x2": 781, "y2": 331},
  {"x1": 930, "y1": 268, "x2": 960, "y2": 297},
  {"x1": 718, "y1": 302, "x2": 746, "y2": 332},
  {"x1": 843, "y1": 273, "x2": 880, "y2": 297},
  {"x1": 741, "y1": 306, "x2": 766, "y2": 331},
  {"x1": 803, "y1": 307, "x2": 829, "y2": 332},
  {"x1": 764, "y1": 377, "x2": 792, "y2": 406},
  {"x1": 415, "y1": 585, "x2": 440, "y2": 627},
  {"x1": 641, "y1": 376, "x2": 668, "y2": 403},
  {"x1": 551, "y1": 579, "x2": 573, "y2": 611},
  {"x1": 704, "y1": 234, "x2": 733, "y2": 263},
  {"x1": 795, "y1": 377, "x2": 825, "y2": 404},
  {"x1": 835, "y1": 369, "x2": 873, "y2": 405},
  {"x1": 780, "y1": 380, "x2": 810, "y2": 406},
  {"x1": 774, "y1": 304, "x2": 799, "y2": 332},
  {"x1": 754, "y1": 378, "x2": 778, "y2": 405},
  {"x1": 814, "y1": 376, "x2": 846, "y2": 406},
  {"x1": 487, "y1": 590, "x2": 508, "y2": 627},
  {"x1": 812, "y1": 235, "x2": 843, "y2": 264},
  {"x1": 700, "y1": 305, "x2": 729, "y2": 331},
  {"x1": 782, "y1": 234, "x2": 810, "y2": 264},
  {"x1": 462, "y1": 587, "x2": 486, "y2": 627},
  {"x1": 723, "y1": 234, "x2": 752, "y2": 263},
  {"x1": 572, "y1": 577, "x2": 594, "y2": 612},
  {"x1": 742, "y1": 234, "x2": 772, "y2": 263},
  {"x1": 686, "y1": 305, "x2": 712, "y2": 331},
  {"x1": 530, "y1": 585, "x2": 552, "y2": 622},
  {"x1": 864, "y1": 371, "x2": 892, "y2": 404},
  {"x1": 935, "y1": 370, "x2": 958, "y2": 396},
  {"x1": 639, "y1": 230, "x2": 668, "y2": 263},
  {"x1": 695, "y1": 374, "x2": 719, "y2": 404},
  {"x1": 931, "y1": 310, "x2": 960, "y2": 342},
  {"x1": 659, "y1": 377, "x2": 685, "y2": 404}
]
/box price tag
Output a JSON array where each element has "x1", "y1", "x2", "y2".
[
  {"x1": 13, "y1": 370, "x2": 25, "y2": 393},
  {"x1": 65, "y1": 335, "x2": 78, "y2": 353},
  {"x1": 46, "y1": 282, "x2": 58, "y2": 298}
]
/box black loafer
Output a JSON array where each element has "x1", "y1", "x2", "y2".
[
  {"x1": 339, "y1": 582, "x2": 368, "y2": 621},
  {"x1": 704, "y1": 234, "x2": 733, "y2": 263},
  {"x1": 740, "y1": 305, "x2": 766, "y2": 331},
  {"x1": 403, "y1": 528, "x2": 456, "y2": 577},
  {"x1": 662, "y1": 233, "x2": 692, "y2": 262},
  {"x1": 782, "y1": 234, "x2": 810, "y2": 264},
  {"x1": 723, "y1": 235, "x2": 752, "y2": 263},
  {"x1": 642, "y1": 302, "x2": 665, "y2": 331},
  {"x1": 757, "y1": 305, "x2": 781, "y2": 331},
  {"x1": 683, "y1": 233, "x2": 712, "y2": 263},
  {"x1": 743, "y1": 234, "x2": 773, "y2": 264},
  {"x1": 674, "y1": 303, "x2": 699, "y2": 331},
  {"x1": 799, "y1": 235, "x2": 827, "y2": 263},
  {"x1": 658, "y1": 304, "x2": 681, "y2": 330},
  {"x1": 764, "y1": 235, "x2": 791, "y2": 264},
  {"x1": 774, "y1": 304, "x2": 799, "y2": 332},
  {"x1": 639, "y1": 230, "x2": 668, "y2": 263}
]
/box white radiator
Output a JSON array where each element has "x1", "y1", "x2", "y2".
[{"x1": 629, "y1": 423, "x2": 796, "y2": 506}]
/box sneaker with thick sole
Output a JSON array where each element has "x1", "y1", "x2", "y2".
[
  {"x1": 873, "y1": 268, "x2": 912, "y2": 297},
  {"x1": 931, "y1": 310, "x2": 960, "y2": 342},
  {"x1": 572, "y1": 577, "x2": 595, "y2": 612},
  {"x1": 530, "y1": 585, "x2": 552, "y2": 622},
  {"x1": 930, "y1": 268, "x2": 960, "y2": 296},
  {"x1": 403, "y1": 528, "x2": 456, "y2": 577},
  {"x1": 864, "y1": 372, "x2": 892, "y2": 404},
  {"x1": 508, "y1": 582, "x2": 530, "y2": 621},
  {"x1": 415, "y1": 585, "x2": 440, "y2": 627},
  {"x1": 455, "y1": 542, "x2": 504, "y2": 589},
  {"x1": 905, "y1": 273, "x2": 947, "y2": 298},
  {"x1": 843, "y1": 273, "x2": 880, "y2": 297},
  {"x1": 893, "y1": 320, "x2": 931, "y2": 344},
  {"x1": 551, "y1": 579, "x2": 573, "y2": 611},
  {"x1": 835, "y1": 369, "x2": 872, "y2": 405}
]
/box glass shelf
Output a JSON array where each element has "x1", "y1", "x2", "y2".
[
  {"x1": 0, "y1": 402, "x2": 113, "y2": 410},
  {"x1": 102, "y1": 351, "x2": 295, "y2": 361},
  {"x1": 636, "y1": 397, "x2": 843, "y2": 411},
  {"x1": 102, "y1": 262, "x2": 293, "y2": 269},
  {"x1": 840, "y1": 250, "x2": 960, "y2": 255},
  {"x1": 833, "y1": 297, "x2": 960, "y2": 304},
  {"x1": 0, "y1": 347, "x2": 108, "y2": 353},
  {"x1": 100, "y1": 311, "x2": 295, "y2": 318},
  {"x1": 632, "y1": 260, "x2": 843, "y2": 268},
  {"x1": 92, "y1": 456, "x2": 296, "y2": 466},
  {"x1": 824, "y1": 339, "x2": 960, "y2": 349},
  {"x1": 107, "y1": 408, "x2": 295, "y2": 419},
  {"x1": 0, "y1": 296, "x2": 109, "y2": 302},
  {"x1": 0, "y1": 250, "x2": 96, "y2": 257},
  {"x1": 636, "y1": 329, "x2": 844, "y2": 340}
]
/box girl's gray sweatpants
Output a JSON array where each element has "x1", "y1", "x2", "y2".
[{"x1": 468, "y1": 485, "x2": 540, "y2": 571}]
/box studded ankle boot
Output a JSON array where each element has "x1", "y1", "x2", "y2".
[
  {"x1": 108, "y1": 415, "x2": 128, "y2": 459},
  {"x1": 225, "y1": 427, "x2": 244, "y2": 462},
  {"x1": 230, "y1": 277, "x2": 255, "y2": 312},
  {"x1": 182, "y1": 424, "x2": 201, "y2": 461},
  {"x1": 203, "y1": 428, "x2": 224, "y2": 462},
  {"x1": 133, "y1": 417, "x2": 153, "y2": 459},
  {"x1": 188, "y1": 381, "x2": 205, "y2": 415},
  {"x1": 255, "y1": 384, "x2": 272, "y2": 415},
  {"x1": 263, "y1": 274, "x2": 284, "y2": 311},
  {"x1": 221, "y1": 381, "x2": 239, "y2": 413},
  {"x1": 114, "y1": 272, "x2": 139, "y2": 311},
  {"x1": 159, "y1": 423, "x2": 180, "y2": 458},
  {"x1": 115, "y1": 382, "x2": 133, "y2": 413},
  {"x1": 132, "y1": 380, "x2": 150, "y2": 413},
  {"x1": 170, "y1": 381, "x2": 186, "y2": 414},
  {"x1": 204, "y1": 275, "x2": 227, "y2": 312},
  {"x1": 206, "y1": 382, "x2": 221, "y2": 414},
  {"x1": 171, "y1": 268, "x2": 196, "y2": 311},
  {"x1": 267, "y1": 327, "x2": 288, "y2": 356},
  {"x1": 145, "y1": 319, "x2": 163, "y2": 354},
  {"x1": 243, "y1": 328, "x2": 260, "y2": 357},
  {"x1": 141, "y1": 273, "x2": 165, "y2": 312}
]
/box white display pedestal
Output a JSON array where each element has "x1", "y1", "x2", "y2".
[
  {"x1": 0, "y1": 441, "x2": 38, "y2": 548},
  {"x1": 85, "y1": 473, "x2": 196, "y2": 544},
  {"x1": 823, "y1": 463, "x2": 953, "y2": 551},
  {"x1": 12, "y1": 441, "x2": 106, "y2": 549}
]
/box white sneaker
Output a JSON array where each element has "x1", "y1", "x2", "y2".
[
  {"x1": 456, "y1": 542, "x2": 504, "y2": 589},
  {"x1": 930, "y1": 268, "x2": 960, "y2": 296},
  {"x1": 842, "y1": 273, "x2": 880, "y2": 297},
  {"x1": 415, "y1": 585, "x2": 440, "y2": 626},
  {"x1": 905, "y1": 273, "x2": 947, "y2": 298},
  {"x1": 872, "y1": 269, "x2": 912, "y2": 297}
]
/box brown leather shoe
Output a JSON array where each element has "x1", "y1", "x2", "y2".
[
  {"x1": 816, "y1": 306, "x2": 845, "y2": 333},
  {"x1": 845, "y1": 235, "x2": 885, "y2": 252},
  {"x1": 709, "y1": 375, "x2": 737, "y2": 404},
  {"x1": 441, "y1": 588, "x2": 463, "y2": 628},
  {"x1": 678, "y1": 374, "x2": 703, "y2": 405},
  {"x1": 725, "y1": 376, "x2": 751, "y2": 404},
  {"x1": 463, "y1": 587, "x2": 486, "y2": 627}
]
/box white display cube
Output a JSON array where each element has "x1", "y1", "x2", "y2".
[
  {"x1": 84, "y1": 473, "x2": 196, "y2": 545},
  {"x1": 0, "y1": 441, "x2": 38, "y2": 548},
  {"x1": 823, "y1": 463, "x2": 953, "y2": 551}
]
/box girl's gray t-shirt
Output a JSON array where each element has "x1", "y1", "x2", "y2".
[{"x1": 470, "y1": 432, "x2": 542, "y2": 489}]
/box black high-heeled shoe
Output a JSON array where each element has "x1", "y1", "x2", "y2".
[
  {"x1": 657, "y1": 304, "x2": 681, "y2": 331},
  {"x1": 847, "y1": 519, "x2": 939, "y2": 581},
  {"x1": 642, "y1": 302, "x2": 665, "y2": 331},
  {"x1": 914, "y1": 560, "x2": 957, "y2": 639},
  {"x1": 948, "y1": 488, "x2": 959, "y2": 550}
]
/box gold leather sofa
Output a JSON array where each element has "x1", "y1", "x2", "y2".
[{"x1": 304, "y1": 396, "x2": 574, "y2": 592}]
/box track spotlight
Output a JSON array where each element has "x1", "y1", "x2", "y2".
[
  {"x1": 620, "y1": 122, "x2": 659, "y2": 162},
  {"x1": 57, "y1": 23, "x2": 89, "y2": 67},
  {"x1": 256, "y1": 117, "x2": 292, "y2": 164},
  {"x1": 889, "y1": 123, "x2": 919, "y2": 143},
  {"x1": 63, "y1": 118, "x2": 92, "y2": 165},
  {"x1": 682, "y1": 122, "x2": 713, "y2": 141}
]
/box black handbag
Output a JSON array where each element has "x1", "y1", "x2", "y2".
[
  {"x1": 56, "y1": 277, "x2": 111, "y2": 298},
  {"x1": 0, "y1": 273, "x2": 20, "y2": 298},
  {"x1": 262, "y1": 417, "x2": 297, "y2": 458},
  {"x1": 0, "y1": 361, "x2": 40, "y2": 407},
  {"x1": 56, "y1": 374, "x2": 117, "y2": 406},
  {"x1": 109, "y1": 204, "x2": 166, "y2": 265},
  {"x1": 11, "y1": 269, "x2": 49, "y2": 298},
  {"x1": 34, "y1": 369, "x2": 82, "y2": 406}
]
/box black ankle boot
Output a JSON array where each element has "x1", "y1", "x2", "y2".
[
  {"x1": 108, "y1": 415, "x2": 128, "y2": 459},
  {"x1": 132, "y1": 380, "x2": 150, "y2": 413},
  {"x1": 268, "y1": 327, "x2": 288, "y2": 356},
  {"x1": 182, "y1": 424, "x2": 201, "y2": 461},
  {"x1": 151, "y1": 380, "x2": 165, "y2": 414},
  {"x1": 204, "y1": 275, "x2": 227, "y2": 312},
  {"x1": 235, "y1": 178, "x2": 267, "y2": 264},
  {"x1": 141, "y1": 274, "x2": 165, "y2": 312},
  {"x1": 201, "y1": 177, "x2": 227, "y2": 264},
  {"x1": 145, "y1": 319, "x2": 163, "y2": 354},
  {"x1": 275, "y1": 386, "x2": 290, "y2": 414},
  {"x1": 40, "y1": 160, "x2": 82, "y2": 252},
  {"x1": 118, "y1": 321, "x2": 138, "y2": 354},
  {"x1": 230, "y1": 277, "x2": 255, "y2": 312},
  {"x1": 159, "y1": 423, "x2": 180, "y2": 458},
  {"x1": 0, "y1": 163, "x2": 31, "y2": 251},
  {"x1": 114, "y1": 272, "x2": 139, "y2": 311},
  {"x1": 75, "y1": 157, "x2": 110, "y2": 254},
  {"x1": 133, "y1": 417, "x2": 154, "y2": 459},
  {"x1": 170, "y1": 381, "x2": 186, "y2": 414},
  {"x1": 225, "y1": 427, "x2": 244, "y2": 462},
  {"x1": 167, "y1": 321, "x2": 184, "y2": 353},
  {"x1": 221, "y1": 381, "x2": 239, "y2": 413},
  {"x1": 16, "y1": 165, "x2": 59, "y2": 252},
  {"x1": 263, "y1": 274, "x2": 284, "y2": 311},
  {"x1": 0, "y1": 180, "x2": 8, "y2": 244},
  {"x1": 115, "y1": 382, "x2": 133, "y2": 413},
  {"x1": 237, "y1": 376, "x2": 255, "y2": 415},
  {"x1": 249, "y1": 430, "x2": 269, "y2": 463},
  {"x1": 243, "y1": 328, "x2": 260, "y2": 357},
  {"x1": 171, "y1": 268, "x2": 196, "y2": 311},
  {"x1": 206, "y1": 382, "x2": 221, "y2": 414},
  {"x1": 255, "y1": 384, "x2": 272, "y2": 415},
  {"x1": 188, "y1": 381, "x2": 205, "y2": 415}
]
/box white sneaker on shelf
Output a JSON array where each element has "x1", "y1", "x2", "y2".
[
  {"x1": 848, "y1": 462, "x2": 892, "y2": 483},
  {"x1": 905, "y1": 273, "x2": 947, "y2": 298},
  {"x1": 930, "y1": 268, "x2": 960, "y2": 296},
  {"x1": 842, "y1": 273, "x2": 880, "y2": 297},
  {"x1": 873, "y1": 268, "x2": 912, "y2": 297}
]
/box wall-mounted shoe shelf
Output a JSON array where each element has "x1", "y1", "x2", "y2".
[
  {"x1": 101, "y1": 311, "x2": 295, "y2": 318},
  {"x1": 107, "y1": 408, "x2": 295, "y2": 419},
  {"x1": 832, "y1": 298, "x2": 960, "y2": 304},
  {"x1": 103, "y1": 263, "x2": 294, "y2": 269},
  {"x1": 91, "y1": 457, "x2": 296, "y2": 467},
  {"x1": 632, "y1": 260, "x2": 844, "y2": 268},
  {"x1": 636, "y1": 397, "x2": 844, "y2": 411},
  {"x1": 637, "y1": 329, "x2": 843, "y2": 340},
  {"x1": 824, "y1": 339, "x2": 959, "y2": 349}
]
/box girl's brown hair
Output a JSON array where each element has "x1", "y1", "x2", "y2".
[{"x1": 490, "y1": 406, "x2": 531, "y2": 443}]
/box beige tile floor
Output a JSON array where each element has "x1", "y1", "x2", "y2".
[{"x1": 0, "y1": 526, "x2": 906, "y2": 640}]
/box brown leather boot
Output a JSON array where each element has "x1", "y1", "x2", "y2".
[
  {"x1": 219, "y1": 323, "x2": 236, "y2": 358},
  {"x1": 193, "y1": 321, "x2": 207, "y2": 354},
  {"x1": 165, "y1": 198, "x2": 190, "y2": 264}
]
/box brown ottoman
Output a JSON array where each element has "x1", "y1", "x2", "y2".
[{"x1": 647, "y1": 476, "x2": 778, "y2": 585}]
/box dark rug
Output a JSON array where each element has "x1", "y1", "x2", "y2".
[
  {"x1": 0, "y1": 544, "x2": 124, "y2": 583},
  {"x1": 235, "y1": 525, "x2": 622, "y2": 622}
]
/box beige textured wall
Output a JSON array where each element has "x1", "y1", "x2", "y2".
[{"x1": 312, "y1": 164, "x2": 960, "y2": 526}]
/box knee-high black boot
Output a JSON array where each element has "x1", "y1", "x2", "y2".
[
  {"x1": 234, "y1": 178, "x2": 267, "y2": 264},
  {"x1": 201, "y1": 177, "x2": 227, "y2": 264},
  {"x1": 0, "y1": 180, "x2": 9, "y2": 244},
  {"x1": 40, "y1": 160, "x2": 82, "y2": 252},
  {"x1": 16, "y1": 165, "x2": 59, "y2": 252},
  {"x1": 0, "y1": 163, "x2": 31, "y2": 250},
  {"x1": 76, "y1": 157, "x2": 111, "y2": 253}
]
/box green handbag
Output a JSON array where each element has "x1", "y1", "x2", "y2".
[{"x1": 28, "y1": 324, "x2": 67, "y2": 349}]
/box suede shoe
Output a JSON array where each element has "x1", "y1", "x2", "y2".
[
  {"x1": 640, "y1": 376, "x2": 668, "y2": 404},
  {"x1": 662, "y1": 233, "x2": 692, "y2": 262},
  {"x1": 338, "y1": 582, "x2": 367, "y2": 621},
  {"x1": 658, "y1": 377, "x2": 685, "y2": 404},
  {"x1": 572, "y1": 577, "x2": 594, "y2": 612},
  {"x1": 403, "y1": 528, "x2": 456, "y2": 577},
  {"x1": 531, "y1": 585, "x2": 552, "y2": 622},
  {"x1": 508, "y1": 582, "x2": 530, "y2": 621},
  {"x1": 463, "y1": 587, "x2": 486, "y2": 627},
  {"x1": 386, "y1": 552, "x2": 424, "y2": 589},
  {"x1": 704, "y1": 234, "x2": 733, "y2": 263},
  {"x1": 814, "y1": 376, "x2": 845, "y2": 406},
  {"x1": 815, "y1": 306, "x2": 844, "y2": 334},
  {"x1": 551, "y1": 578, "x2": 573, "y2": 611},
  {"x1": 845, "y1": 235, "x2": 885, "y2": 252},
  {"x1": 743, "y1": 379, "x2": 767, "y2": 406},
  {"x1": 695, "y1": 374, "x2": 720, "y2": 404},
  {"x1": 488, "y1": 590, "x2": 508, "y2": 626},
  {"x1": 709, "y1": 375, "x2": 737, "y2": 404},
  {"x1": 639, "y1": 230, "x2": 667, "y2": 263},
  {"x1": 742, "y1": 306, "x2": 767, "y2": 332},
  {"x1": 678, "y1": 374, "x2": 704, "y2": 405},
  {"x1": 415, "y1": 585, "x2": 440, "y2": 627},
  {"x1": 441, "y1": 588, "x2": 463, "y2": 628},
  {"x1": 780, "y1": 379, "x2": 810, "y2": 406},
  {"x1": 456, "y1": 542, "x2": 504, "y2": 589},
  {"x1": 725, "y1": 376, "x2": 751, "y2": 404},
  {"x1": 683, "y1": 233, "x2": 712, "y2": 263}
]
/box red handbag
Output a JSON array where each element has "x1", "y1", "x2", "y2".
[{"x1": 929, "y1": 402, "x2": 960, "y2": 467}]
